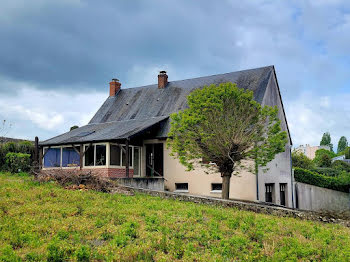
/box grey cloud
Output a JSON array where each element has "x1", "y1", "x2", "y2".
[{"x1": 1, "y1": 0, "x2": 350, "y2": 142}]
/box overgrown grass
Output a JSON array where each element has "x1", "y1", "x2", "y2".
[{"x1": 1, "y1": 173, "x2": 350, "y2": 261}]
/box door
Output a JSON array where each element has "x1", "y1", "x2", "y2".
[
  {"x1": 280, "y1": 183, "x2": 286, "y2": 206},
  {"x1": 146, "y1": 143, "x2": 164, "y2": 177}
]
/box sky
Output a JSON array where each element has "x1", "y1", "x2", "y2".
[{"x1": 0, "y1": 0, "x2": 349, "y2": 149}]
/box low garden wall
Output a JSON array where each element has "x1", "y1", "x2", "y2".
[
  {"x1": 295, "y1": 182, "x2": 350, "y2": 214},
  {"x1": 116, "y1": 177, "x2": 164, "y2": 191},
  {"x1": 120, "y1": 185, "x2": 350, "y2": 227}
]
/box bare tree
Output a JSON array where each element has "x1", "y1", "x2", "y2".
[{"x1": 0, "y1": 120, "x2": 12, "y2": 142}]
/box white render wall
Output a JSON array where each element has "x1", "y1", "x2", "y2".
[
  {"x1": 295, "y1": 182, "x2": 350, "y2": 213},
  {"x1": 256, "y1": 71, "x2": 294, "y2": 208},
  {"x1": 139, "y1": 71, "x2": 294, "y2": 207}
]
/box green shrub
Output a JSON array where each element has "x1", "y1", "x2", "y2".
[
  {"x1": 313, "y1": 149, "x2": 337, "y2": 167},
  {"x1": 0, "y1": 144, "x2": 5, "y2": 169},
  {"x1": 18, "y1": 141, "x2": 34, "y2": 155},
  {"x1": 5, "y1": 152, "x2": 31, "y2": 173},
  {"x1": 319, "y1": 154, "x2": 332, "y2": 167},
  {"x1": 292, "y1": 151, "x2": 314, "y2": 169},
  {"x1": 310, "y1": 167, "x2": 341, "y2": 177},
  {"x1": 331, "y1": 160, "x2": 350, "y2": 172},
  {"x1": 294, "y1": 167, "x2": 350, "y2": 192},
  {"x1": 345, "y1": 147, "x2": 350, "y2": 159},
  {"x1": 2, "y1": 142, "x2": 18, "y2": 153}
]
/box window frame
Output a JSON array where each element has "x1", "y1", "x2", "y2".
[
  {"x1": 109, "y1": 143, "x2": 142, "y2": 174},
  {"x1": 210, "y1": 183, "x2": 223, "y2": 193},
  {"x1": 61, "y1": 146, "x2": 80, "y2": 168},
  {"x1": 175, "y1": 183, "x2": 189, "y2": 193},
  {"x1": 43, "y1": 145, "x2": 81, "y2": 169},
  {"x1": 83, "y1": 143, "x2": 107, "y2": 168}
]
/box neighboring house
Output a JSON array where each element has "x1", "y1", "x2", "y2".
[
  {"x1": 39, "y1": 66, "x2": 294, "y2": 207},
  {"x1": 332, "y1": 155, "x2": 350, "y2": 165},
  {"x1": 293, "y1": 144, "x2": 330, "y2": 160}
]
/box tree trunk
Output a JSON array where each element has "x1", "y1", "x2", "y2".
[{"x1": 221, "y1": 172, "x2": 232, "y2": 199}]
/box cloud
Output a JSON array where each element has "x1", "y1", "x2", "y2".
[
  {"x1": 286, "y1": 92, "x2": 350, "y2": 149},
  {"x1": 0, "y1": 83, "x2": 107, "y2": 140},
  {"x1": 0, "y1": 0, "x2": 349, "y2": 144}
]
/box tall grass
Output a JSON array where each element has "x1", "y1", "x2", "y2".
[{"x1": 1, "y1": 172, "x2": 350, "y2": 261}]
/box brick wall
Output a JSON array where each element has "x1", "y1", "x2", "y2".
[{"x1": 42, "y1": 167, "x2": 134, "y2": 178}]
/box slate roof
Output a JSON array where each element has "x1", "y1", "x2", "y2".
[{"x1": 40, "y1": 66, "x2": 277, "y2": 146}]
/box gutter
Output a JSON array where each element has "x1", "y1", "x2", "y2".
[{"x1": 290, "y1": 145, "x2": 294, "y2": 208}]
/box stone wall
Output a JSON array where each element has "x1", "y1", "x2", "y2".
[
  {"x1": 295, "y1": 182, "x2": 350, "y2": 214},
  {"x1": 119, "y1": 186, "x2": 350, "y2": 227},
  {"x1": 116, "y1": 177, "x2": 164, "y2": 191}
]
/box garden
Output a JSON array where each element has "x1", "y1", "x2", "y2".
[
  {"x1": 1, "y1": 173, "x2": 350, "y2": 261},
  {"x1": 292, "y1": 148, "x2": 350, "y2": 193}
]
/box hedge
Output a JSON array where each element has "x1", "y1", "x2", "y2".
[
  {"x1": 309, "y1": 167, "x2": 341, "y2": 177},
  {"x1": 5, "y1": 152, "x2": 31, "y2": 173},
  {"x1": 294, "y1": 167, "x2": 350, "y2": 193},
  {"x1": 0, "y1": 141, "x2": 34, "y2": 171}
]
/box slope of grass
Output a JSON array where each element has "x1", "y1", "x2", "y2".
[{"x1": 1, "y1": 173, "x2": 350, "y2": 261}]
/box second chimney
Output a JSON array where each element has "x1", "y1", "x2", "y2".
[
  {"x1": 158, "y1": 71, "x2": 168, "y2": 89},
  {"x1": 110, "y1": 79, "x2": 121, "y2": 96}
]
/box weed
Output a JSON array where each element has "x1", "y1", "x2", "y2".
[{"x1": 75, "y1": 245, "x2": 90, "y2": 262}]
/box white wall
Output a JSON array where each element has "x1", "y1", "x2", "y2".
[
  {"x1": 256, "y1": 72, "x2": 293, "y2": 207},
  {"x1": 296, "y1": 182, "x2": 350, "y2": 214}
]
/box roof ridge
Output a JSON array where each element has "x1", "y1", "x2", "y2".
[{"x1": 124, "y1": 65, "x2": 274, "y2": 90}]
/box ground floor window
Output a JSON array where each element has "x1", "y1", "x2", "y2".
[
  {"x1": 84, "y1": 144, "x2": 106, "y2": 167},
  {"x1": 280, "y1": 183, "x2": 287, "y2": 206},
  {"x1": 121, "y1": 146, "x2": 133, "y2": 167},
  {"x1": 109, "y1": 144, "x2": 141, "y2": 175},
  {"x1": 265, "y1": 183, "x2": 274, "y2": 203},
  {"x1": 96, "y1": 145, "x2": 106, "y2": 166},
  {"x1": 44, "y1": 146, "x2": 80, "y2": 168},
  {"x1": 175, "y1": 183, "x2": 188, "y2": 192},
  {"x1": 133, "y1": 147, "x2": 140, "y2": 176},
  {"x1": 211, "y1": 183, "x2": 222, "y2": 192},
  {"x1": 43, "y1": 148, "x2": 61, "y2": 168},
  {"x1": 62, "y1": 147, "x2": 80, "y2": 167}
]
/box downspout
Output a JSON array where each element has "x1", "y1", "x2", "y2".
[
  {"x1": 290, "y1": 145, "x2": 294, "y2": 208},
  {"x1": 255, "y1": 143, "x2": 259, "y2": 201},
  {"x1": 256, "y1": 160, "x2": 259, "y2": 201}
]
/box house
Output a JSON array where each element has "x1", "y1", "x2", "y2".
[
  {"x1": 332, "y1": 155, "x2": 350, "y2": 165},
  {"x1": 293, "y1": 144, "x2": 331, "y2": 159},
  {"x1": 39, "y1": 66, "x2": 294, "y2": 207}
]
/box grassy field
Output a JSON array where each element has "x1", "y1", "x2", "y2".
[{"x1": 1, "y1": 173, "x2": 350, "y2": 261}]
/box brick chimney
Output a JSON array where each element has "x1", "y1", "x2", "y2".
[
  {"x1": 109, "y1": 78, "x2": 121, "y2": 96},
  {"x1": 158, "y1": 71, "x2": 168, "y2": 89}
]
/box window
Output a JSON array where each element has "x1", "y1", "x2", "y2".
[
  {"x1": 175, "y1": 183, "x2": 188, "y2": 192},
  {"x1": 44, "y1": 148, "x2": 61, "y2": 168},
  {"x1": 265, "y1": 183, "x2": 274, "y2": 203},
  {"x1": 280, "y1": 183, "x2": 287, "y2": 206},
  {"x1": 110, "y1": 144, "x2": 121, "y2": 166},
  {"x1": 84, "y1": 144, "x2": 106, "y2": 167},
  {"x1": 211, "y1": 183, "x2": 222, "y2": 192},
  {"x1": 96, "y1": 145, "x2": 106, "y2": 166},
  {"x1": 62, "y1": 147, "x2": 80, "y2": 167},
  {"x1": 121, "y1": 146, "x2": 133, "y2": 167},
  {"x1": 84, "y1": 145, "x2": 95, "y2": 166},
  {"x1": 110, "y1": 144, "x2": 140, "y2": 172},
  {"x1": 133, "y1": 147, "x2": 140, "y2": 176}
]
